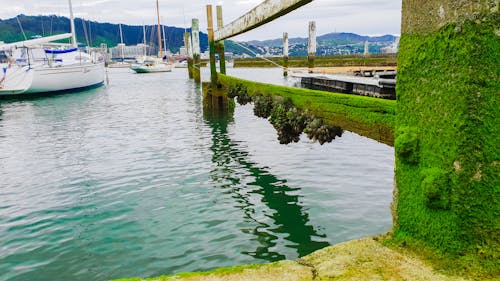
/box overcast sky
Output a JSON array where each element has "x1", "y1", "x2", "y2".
[{"x1": 0, "y1": 0, "x2": 402, "y2": 41}]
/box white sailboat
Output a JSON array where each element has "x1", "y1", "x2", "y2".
[
  {"x1": 130, "y1": 0, "x2": 172, "y2": 73},
  {"x1": 0, "y1": 0, "x2": 105, "y2": 97}
]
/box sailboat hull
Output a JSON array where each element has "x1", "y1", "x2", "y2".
[
  {"x1": 130, "y1": 63, "x2": 173, "y2": 73},
  {"x1": 0, "y1": 62, "x2": 105, "y2": 97},
  {"x1": 27, "y1": 63, "x2": 105, "y2": 93}
]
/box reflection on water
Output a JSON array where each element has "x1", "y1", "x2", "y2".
[{"x1": 205, "y1": 109, "x2": 329, "y2": 262}]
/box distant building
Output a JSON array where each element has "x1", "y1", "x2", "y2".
[
  {"x1": 179, "y1": 46, "x2": 187, "y2": 56},
  {"x1": 110, "y1": 43, "x2": 148, "y2": 60},
  {"x1": 381, "y1": 37, "x2": 400, "y2": 54}
]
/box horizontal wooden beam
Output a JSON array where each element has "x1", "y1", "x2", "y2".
[{"x1": 214, "y1": 0, "x2": 313, "y2": 41}]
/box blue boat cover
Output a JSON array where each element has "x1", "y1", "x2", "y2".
[{"x1": 44, "y1": 48, "x2": 78, "y2": 54}]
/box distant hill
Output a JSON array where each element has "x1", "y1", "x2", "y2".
[
  {"x1": 0, "y1": 14, "x2": 208, "y2": 53},
  {"x1": 247, "y1": 32, "x2": 397, "y2": 48},
  {"x1": 244, "y1": 32, "x2": 398, "y2": 56}
]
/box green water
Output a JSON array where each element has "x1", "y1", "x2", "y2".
[{"x1": 0, "y1": 68, "x2": 394, "y2": 280}]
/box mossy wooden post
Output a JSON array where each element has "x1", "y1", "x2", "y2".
[
  {"x1": 283, "y1": 32, "x2": 289, "y2": 77},
  {"x1": 216, "y1": 6, "x2": 226, "y2": 75},
  {"x1": 395, "y1": 0, "x2": 499, "y2": 272},
  {"x1": 183, "y1": 32, "x2": 193, "y2": 79},
  {"x1": 203, "y1": 5, "x2": 229, "y2": 111},
  {"x1": 191, "y1": 18, "x2": 201, "y2": 83},
  {"x1": 307, "y1": 21, "x2": 316, "y2": 73},
  {"x1": 206, "y1": 5, "x2": 217, "y2": 85}
]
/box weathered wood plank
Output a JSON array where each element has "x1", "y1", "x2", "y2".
[
  {"x1": 206, "y1": 5, "x2": 218, "y2": 84},
  {"x1": 214, "y1": 0, "x2": 313, "y2": 41},
  {"x1": 216, "y1": 5, "x2": 227, "y2": 75}
]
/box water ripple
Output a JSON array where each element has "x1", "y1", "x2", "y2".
[{"x1": 0, "y1": 68, "x2": 393, "y2": 281}]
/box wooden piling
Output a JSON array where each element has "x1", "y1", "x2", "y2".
[
  {"x1": 216, "y1": 6, "x2": 226, "y2": 75},
  {"x1": 206, "y1": 5, "x2": 217, "y2": 85},
  {"x1": 202, "y1": 82, "x2": 232, "y2": 112},
  {"x1": 283, "y1": 32, "x2": 289, "y2": 77},
  {"x1": 308, "y1": 21, "x2": 316, "y2": 73},
  {"x1": 191, "y1": 19, "x2": 201, "y2": 83},
  {"x1": 184, "y1": 32, "x2": 193, "y2": 79}
]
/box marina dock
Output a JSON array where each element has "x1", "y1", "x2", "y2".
[{"x1": 292, "y1": 71, "x2": 396, "y2": 99}]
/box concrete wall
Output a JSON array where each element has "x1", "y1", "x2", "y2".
[
  {"x1": 402, "y1": 0, "x2": 498, "y2": 34},
  {"x1": 395, "y1": 0, "x2": 499, "y2": 272}
]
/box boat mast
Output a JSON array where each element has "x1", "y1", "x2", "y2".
[
  {"x1": 119, "y1": 24, "x2": 124, "y2": 62},
  {"x1": 161, "y1": 16, "x2": 167, "y2": 55},
  {"x1": 142, "y1": 24, "x2": 147, "y2": 56},
  {"x1": 119, "y1": 24, "x2": 124, "y2": 44},
  {"x1": 68, "y1": 0, "x2": 77, "y2": 48},
  {"x1": 156, "y1": 0, "x2": 162, "y2": 58}
]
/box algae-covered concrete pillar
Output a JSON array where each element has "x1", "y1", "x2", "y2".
[
  {"x1": 216, "y1": 6, "x2": 226, "y2": 75},
  {"x1": 206, "y1": 5, "x2": 217, "y2": 85},
  {"x1": 307, "y1": 21, "x2": 316, "y2": 73},
  {"x1": 395, "y1": 0, "x2": 499, "y2": 268},
  {"x1": 183, "y1": 32, "x2": 193, "y2": 79},
  {"x1": 283, "y1": 32, "x2": 289, "y2": 77},
  {"x1": 192, "y1": 19, "x2": 201, "y2": 83}
]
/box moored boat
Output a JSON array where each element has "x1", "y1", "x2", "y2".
[
  {"x1": 131, "y1": 56, "x2": 173, "y2": 73},
  {"x1": 0, "y1": 35, "x2": 105, "y2": 97},
  {"x1": 0, "y1": 0, "x2": 105, "y2": 98}
]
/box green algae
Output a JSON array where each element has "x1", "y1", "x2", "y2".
[
  {"x1": 393, "y1": 16, "x2": 500, "y2": 277},
  {"x1": 111, "y1": 261, "x2": 313, "y2": 281},
  {"x1": 111, "y1": 237, "x2": 471, "y2": 281}
]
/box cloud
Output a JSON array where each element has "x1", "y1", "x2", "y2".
[{"x1": 0, "y1": 0, "x2": 402, "y2": 40}]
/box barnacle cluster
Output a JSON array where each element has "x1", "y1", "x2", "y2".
[
  {"x1": 304, "y1": 118, "x2": 343, "y2": 145},
  {"x1": 269, "y1": 99, "x2": 308, "y2": 144},
  {"x1": 252, "y1": 94, "x2": 274, "y2": 118},
  {"x1": 229, "y1": 84, "x2": 342, "y2": 145}
]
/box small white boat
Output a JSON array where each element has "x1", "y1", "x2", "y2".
[{"x1": 130, "y1": 56, "x2": 173, "y2": 73}]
